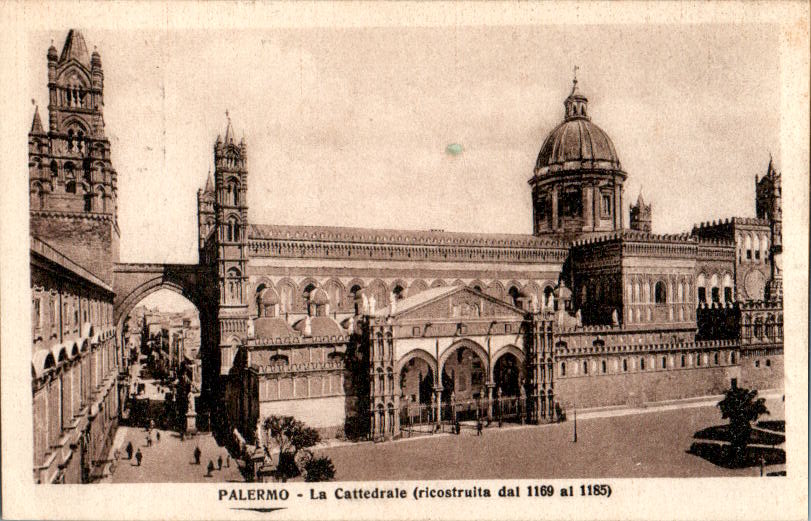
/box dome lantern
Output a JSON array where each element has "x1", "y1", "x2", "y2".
[{"x1": 564, "y1": 66, "x2": 589, "y2": 120}]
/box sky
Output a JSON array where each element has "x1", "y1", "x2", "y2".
[{"x1": 28, "y1": 24, "x2": 781, "y2": 271}]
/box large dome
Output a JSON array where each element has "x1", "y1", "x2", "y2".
[{"x1": 534, "y1": 79, "x2": 622, "y2": 175}]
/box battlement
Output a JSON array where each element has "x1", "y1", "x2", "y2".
[
  {"x1": 249, "y1": 360, "x2": 345, "y2": 375},
  {"x1": 692, "y1": 217, "x2": 769, "y2": 231},
  {"x1": 245, "y1": 334, "x2": 350, "y2": 347},
  {"x1": 571, "y1": 229, "x2": 698, "y2": 248},
  {"x1": 554, "y1": 337, "x2": 737, "y2": 357}
]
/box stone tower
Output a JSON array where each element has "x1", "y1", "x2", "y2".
[
  {"x1": 197, "y1": 170, "x2": 215, "y2": 259},
  {"x1": 629, "y1": 192, "x2": 652, "y2": 232},
  {"x1": 213, "y1": 116, "x2": 250, "y2": 377},
  {"x1": 28, "y1": 29, "x2": 119, "y2": 285},
  {"x1": 529, "y1": 74, "x2": 627, "y2": 242},
  {"x1": 757, "y1": 157, "x2": 782, "y2": 302}
]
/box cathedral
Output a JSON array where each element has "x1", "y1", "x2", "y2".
[
  {"x1": 200, "y1": 76, "x2": 784, "y2": 443},
  {"x1": 29, "y1": 31, "x2": 784, "y2": 478}
]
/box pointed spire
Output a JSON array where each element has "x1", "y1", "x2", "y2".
[
  {"x1": 767, "y1": 152, "x2": 777, "y2": 177},
  {"x1": 30, "y1": 104, "x2": 44, "y2": 134},
  {"x1": 204, "y1": 170, "x2": 214, "y2": 193},
  {"x1": 636, "y1": 191, "x2": 645, "y2": 207},
  {"x1": 224, "y1": 109, "x2": 233, "y2": 143},
  {"x1": 59, "y1": 29, "x2": 90, "y2": 66}
]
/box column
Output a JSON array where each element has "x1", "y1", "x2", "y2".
[
  {"x1": 433, "y1": 386, "x2": 443, "y2": 427},
  {"x1": 583, "y1": 185, "x2": 593, "y2": 230},
  {"x1": 486, "y1": 383, "x2": 495, "y2": 418},
  {"x1": 614, "y1": 183, "x2": 621, "y2": 230},
  {"x1": 592, "y1": 185, "x2": 599, "y2": 230},
  {"x1": 551, "y1": 185, "x2": 559, "y2": 231}
]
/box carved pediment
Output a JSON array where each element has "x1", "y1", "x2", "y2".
[{"x1": 391, "y1": 286, "x2": 525, "y2": 321}]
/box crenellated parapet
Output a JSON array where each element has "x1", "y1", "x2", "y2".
[
  {"x1": 249, "y1": 360, "x2": 346, "y2": 375},
  {"x1": 248, "y1": 224, "x2": 568, "y2": 264}
]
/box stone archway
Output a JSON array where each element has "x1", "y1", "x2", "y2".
[{"x1": 439, "y1": 340, "x2": 489, "y2": 403}]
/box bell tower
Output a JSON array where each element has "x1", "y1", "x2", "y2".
[
  {"x1": 629, "y1": 192, "x2": 652, "y2": 232},
  {"x1": 213, "y1": 114, "x2": 250, "y2": 376},
  {"x1": 29, "y1": 29, "x2": 119, "y2": 285},
  {"x1": 757, "y1": 157, "x2": 782, "y2": 302}
]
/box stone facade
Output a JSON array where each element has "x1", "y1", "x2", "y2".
[
  {"x1": 29, "y1": 31, "x2": 125, "y2": 483},
  {"x1": 218, "y1": 76, "x2": 784, "y2": 443}
]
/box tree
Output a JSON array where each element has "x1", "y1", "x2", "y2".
[
  {"x1": 304, "y1": 456, "x2": 336, "y2": 482},
  {"x1": 261, "y1": 415, "x2": 321, "y2": 481},
  {"x1": 717, "y1": 385, "x2": 769, "y2": 461}
]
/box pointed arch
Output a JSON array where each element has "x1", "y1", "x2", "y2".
[{"x1": 407, "y1": 279, "x2": 428, "y2": 297}]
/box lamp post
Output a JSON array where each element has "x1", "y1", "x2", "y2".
[{"x1": 573, "y1": 405, "x2": 577, "y2": 443}]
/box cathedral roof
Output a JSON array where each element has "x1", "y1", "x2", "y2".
[
  {"x1": 248, "y1": 223, "x2": 566, "y2": 250},
  {"x1": 59, "y1": 29, "x2": 91, "y2": 67},
  {"x1": 253, "y1": 317, "x2": 296, "y2": 340},
  {"x1": 534, "y1": 78, "x2": 622, "y2": 175}
]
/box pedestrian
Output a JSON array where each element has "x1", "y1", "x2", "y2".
[
  {"x1": 194, "y1": 446, "x2": 201, "y2": 465},
  {"x1": 218, "y1": 455, "x2": 222, "y2": 470},
  {"x1": 126, "y1": 442, "x2": 133, "y2": 460},
  {"x1": 207, "y1": 460, "x2": 214, "y2": 477},
  {"x1": 476, "y1": 418, "x2": 483, "y2": 436},
  {"x1": 135, "y1": 449, "x2": 143, "y2": 466},
  {"x1": 180, "y1": 431, "x2": 185, "y2": 442},
  {"x1": 146, "y1": 433, "x2": 152, "y2": 447},
  {"x1": 226, "y1": 454, "x2": 230, "y2": 468},
  {"x1": 454, "y1": 420, "x2": 461, "y2": 435},
  {"x1": 156, "y1": 431, "x2": 161, "y2": 443}
]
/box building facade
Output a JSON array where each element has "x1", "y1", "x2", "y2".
[
  {"x1": 208, "y1": 79, "x2": 784, "y2": 443},
  {"x1": 29, "y1": 31, "x2": 785, "y2": 472},
  {"x1": 29, "y1": 30, "x2": 125, "y2": 483}
]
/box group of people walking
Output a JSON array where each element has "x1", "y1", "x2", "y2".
[{"x1": 193, "y1": 445, "x2": 230, "y2": 477}]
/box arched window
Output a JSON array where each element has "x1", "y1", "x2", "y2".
[
  {"x1": 376, "y1": 333, "x2": 384, "y2": 360},
  {"x1": 654, "y1": 281, "x2": 666, "y2": 304},
  {"x1": 696, "y1": 354, "x2": 702, "y2": 366},
  {"x1": 661, "y1": 356, "x2": 667, "y2": 369},
  {"x1": 730, "y1": 352, "x2": 737, "y2": 364},
  {"x1": 350, "y1": 285, "x2": 363, "y2": 314},
  {"x1": 622, "y1": 359, "x2": 628, "y2": 372},
  {"x1": 714, "y1": 352, "x2": 719, "y2": 365},
  {"x1": 753, "y1": 235, "x2": 761, "y2": 261},
  {"x1": 543, "y1": 286, "x2": 554, "y2": 309},
  {"x1": 745, "y1": 235, "x2": 753, "y2": 260},
  {"x1": 710, "y1": 274, "x2": 720, "y2": 304},
  {"x1": 64, "y1": 163, "x2": 76, "y2": 193},
  {"x1": 50, "y1": 160, "x2": 58, "y2": 180},
  {"x1": 561, "y1": 362, "x2": 566, "y2": 376},
  {"x1": 30, "y1": 183, "x2": 44, "y2": 210},
  {"x1": 754, "y1": 317, "x2": 763, "y2": 338},
  {"x1": 582, "y1": 361, "x2": 588, "y2": 375},
  {"x1": 226, "y1": 268, "x2": 241, "y2": 303},
  {"x1": 762, "y1": 235, "x2": 770, "y2": 262},
  {"x1": 96, "y1": 186, "x2": 106, "y2": 213},
  {"x1": 723, "y1": 274, "x2": 733, "y2": 303},
  {"x1": 508, "y1": 286, "x2": 520, "y2": 307},
  {"x1": 392, "y1": 285, "x2": 404, "y2": 301},
  {"x1": 681, "y1": 354, "x2": 686, "y2": 367},
  {"x1": 601, "y1": 360, "x2": 607, "y2": 373},
  {"x1": 643, "y1": 282, "x2": 651, "y2": 303},
  {"x1": 227, "y1": 216, "x2": 240, "y2": 242},
  {"x1": 640, "y1": 357, "x2": 646, "y2": 370},
  {"x1": 696, "y1": 274, "x2": 706, "y2": 304},
  {"x1": 227, "y1": 179, "x2": 239, "y2": 206}
]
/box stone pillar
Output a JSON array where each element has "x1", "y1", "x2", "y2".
[
  {"x1": 583, "y1": 185, "x2": 593, "y2": 230},
  {"x1": 486, "y1": 383, "x2": 495, "y2": 418},
  {"x1": 551, "y1": 185, "x2": 559, "y2": 231},
  {"x1": 614, "y1": 183, "x2": 622, "y2": 230},
  {"x1": 433, "y1": 387, "x2": 443, "y2": 427}
]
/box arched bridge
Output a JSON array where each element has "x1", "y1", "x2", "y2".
[{"x1": 112, "y1": 263, "x2": 213, "y2": 331}]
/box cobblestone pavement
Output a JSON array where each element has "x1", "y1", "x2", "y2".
[
  {"x1": 106, "y1": 360, "x2": 244, "y2": 483},
  {"x1": 315, "y1": 397, "x2": 785, "y2": 481}
]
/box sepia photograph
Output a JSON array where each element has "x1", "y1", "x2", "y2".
[{"x1": 1, "y1": 2, "x2": 808, "y2": 520}]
